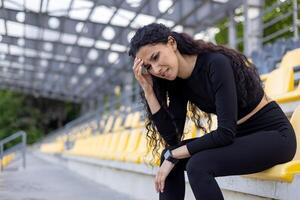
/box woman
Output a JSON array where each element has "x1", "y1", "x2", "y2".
[{"x1": 128, "y1": 23, "x2": 297, "y2": 200}]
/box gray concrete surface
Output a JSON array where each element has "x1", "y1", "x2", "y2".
[{"x1": 0, "y1": 152, "x2": 139, "y2": 200}]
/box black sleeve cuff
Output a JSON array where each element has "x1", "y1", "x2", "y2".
[
  {"x1": 149, "y1": 107, "x2": 164, "y2": 121},
  {"x1": 185, "y1": 132, "x2": 216, "y2": 155}
]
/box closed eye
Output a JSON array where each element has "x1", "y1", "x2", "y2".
[
  {"x1": 144, "y1": 52, "x2": 159, "y2": 71},
  {"x1": 153, "y1": 53, "x2": 159, "y2": 61},
  {"x1": 144, "y1": 64, "x2": 152, "y2": 71}
]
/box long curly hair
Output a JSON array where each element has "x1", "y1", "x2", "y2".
[{"x1": 128, "y1": 23, "x2": 263, "y2": 167}]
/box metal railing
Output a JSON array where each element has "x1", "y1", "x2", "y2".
[{"x1": 0, "y1": 131, "x2": 27, "y2": 171}]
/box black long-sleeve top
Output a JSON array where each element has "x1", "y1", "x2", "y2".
[{"x1": 150, "y1": 52, "x2": 264, "y2": 156}]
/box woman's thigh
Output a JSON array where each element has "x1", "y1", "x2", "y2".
[{"x1": 184, "y1": 129, "x2": 296, "y2": 177}]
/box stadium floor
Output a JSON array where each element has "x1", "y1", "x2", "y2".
[{"x1": 0, "y1": 152, "x2": 138, "y2": 200}]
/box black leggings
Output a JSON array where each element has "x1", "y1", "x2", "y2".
[{"x1": 159, "y1": 101, "x2": 297, "y2": 200}]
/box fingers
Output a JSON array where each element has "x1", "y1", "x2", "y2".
[
  {"x1": 133, "y1": 57, "x2": 151, "y2": 91},
  {"x1": 133, "y1": 57, "x2": 143, "y2": 72},
  {"x1": 155, "y1": 170, "x2": 165, "y2": 193},
  {"x1": 161, "y1": 178, "x2": 165, "y2": 193},
  {"x1": 137, "y1": 60, "x2": 143, "y2": 77},
  {"x1": 132, "y1": 57, "x2": 144, "y2": 79},
  {"x1": 155, "y1": 173, "x2": 159, "y2": 193}
]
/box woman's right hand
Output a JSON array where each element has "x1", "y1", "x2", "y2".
[{"x1": 132, "y1": 57, "x2": 154, "y2": 95}]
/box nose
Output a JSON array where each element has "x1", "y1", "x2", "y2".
[{"x1": 152, "y1": 64, "x2": 162, "y2": 75}]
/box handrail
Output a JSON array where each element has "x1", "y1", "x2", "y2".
[{"x1": 0, "y1": 131, "x2": 27, "y2": 171}]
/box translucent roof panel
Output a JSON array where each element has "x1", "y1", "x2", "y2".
[{"x1": 47, "y1": 0, "x2": 72, "y2": 16}]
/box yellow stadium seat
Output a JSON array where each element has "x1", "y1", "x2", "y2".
[
  {"x1": 65, "y1": 137, "x2": 91, "y2": 156},
  {"x1": 243, "y1": 105, "x2": 300, "y2": 182},
  {"x1": 97, "y1": 133, "x2": 113, "y2": 158},
  {"x1": 123, "y1": 113, "x2": 134, "y2": 128},
  {"x1": 80, "y1": 137, "x2": 96, "y2": 156},
  {"x1": 114, "y1": 128, "x2": 142, "y2": 162},
  {"x1": 280, "y1": 48, "x2": 300, "y2": 69},
  {"x1": 274, "y1": 82, "x2": 300, "y2": 103},
  {"x1": 266, "y1": 48, "x2": 300, "y2": 106},
  {"x1": 102, "y1": 115, "x2": 115, "y2": 134},
  {"x1": 107, "y1": 130, "x2": 130, "y2": 160},
  {"x1": 264, "y1": 66, "x2": 294, "y2": 98},
  {"x1": 40, "y1": 141, "x2": 64, "y2": 154},
  {"x1": 65, "y1": 134, "x2": 105, "y2": 157},
  {"x1": 87, "y1": 135, "x2": 105, "y2": 158},
  {"x1": 100, "y1": 132, "x2": 122, "y2": 159},
  {"x1": 131, "y1": 111, "x2": 144, "y2": 128},
  {"x1": 124, "y1": 130, "x2": 150, "y2": 164},
  {"x1": 112, "y1": 116, "x2": 124, "y2": 132},
  {"x1": 264, "y1": 66, "x2": 300, "y2": 106}
]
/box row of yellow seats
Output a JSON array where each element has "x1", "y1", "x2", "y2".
[
  {"x1": 100, "y1": 111, "x2": 145, "y2": 134},
  {"x1": 40, "y1": 111, "x2": 144, "y2": 155},
  {"x1": 56, "y1": 117, "x2": 101, "y2": 144},
  {"x1": 56, "y1": 127, "x2": 92, "y2": 143},
  {"x1": 57, "y1": 111, "x2": 143, "y2": 145},
  {"x1": 40, "y1": 141, "x2": 65, "y2": 154},
  {"x1": 65, "y1": 122, "x2": 198, "y2": 166},
  {"x1": 65, "y1": 128, "x2": 148, "y2": 163}
]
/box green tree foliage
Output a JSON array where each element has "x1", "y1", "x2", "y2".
[
  {"x1": 215, "y1": 18, "x2": 228, "y2": 45},
  {"x1": 215, "y1": 0, "x2": 300, "y2": 50},
  {"x1": 0, "y1": 90, "x2": 80, "y2": 150},
  {"x1": 262, "y1": 0, "x2": 299, "y2": 44}
]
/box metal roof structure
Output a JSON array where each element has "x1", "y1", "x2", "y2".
[{"x1": 0, "y1": 0, "x2": 244, "y2": 103}]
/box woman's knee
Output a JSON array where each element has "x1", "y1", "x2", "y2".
[{"x1": 186, "y1": 152, "x2": 214, "y2": 176}]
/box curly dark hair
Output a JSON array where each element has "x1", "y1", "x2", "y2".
[{"x1": 128, "y1": 23, "x2": 263, "y2": 167}]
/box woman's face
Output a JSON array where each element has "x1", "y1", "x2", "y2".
[{"x1": 135, "y1": 37, "x2": 179, "y2": 80}]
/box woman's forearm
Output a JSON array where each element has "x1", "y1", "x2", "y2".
[
  {"x1": 171, "y1": 145, "x2": 191, "y2": 159},
  {"x1": 145, "y1": 91, "x2": 161, "y2": 114},
  {"x1": 145, "y1": 90, "x2": 192, "y2": 158}
]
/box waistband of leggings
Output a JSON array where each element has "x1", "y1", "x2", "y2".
[{"x1": 237, "y1": 101, "x2": 282, "y2": 127}]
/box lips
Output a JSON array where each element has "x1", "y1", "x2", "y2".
[{"x1": 162, "y1": 68, "x2": 169, "y2": 77}]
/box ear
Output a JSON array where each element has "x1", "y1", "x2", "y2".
[{"x1": 167, "y1": 36, "x2": 177, "y2": 51}]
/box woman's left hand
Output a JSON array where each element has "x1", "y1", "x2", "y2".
[{"x1": 155, "y1": 159, "x2": 175, "y2": 193}]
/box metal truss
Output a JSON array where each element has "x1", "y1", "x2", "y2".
[{"x1": 0, "y1": 0, "x2": 243, "y2": 103}]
